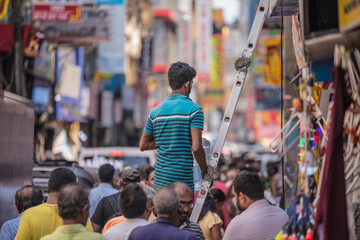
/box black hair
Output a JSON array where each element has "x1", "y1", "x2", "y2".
[
  {"x1": 168, "y1": 62, "x2": 196, "y2": 90},
  {"x1": 48, "y1": 168, "x2": 76, "y2": 193},
  {"x1": 210, "y1": 188, "x2": 226, "y2": 202},
  {"x1": 146, "y1": 167, "x2": 154, "y2": 182},
  {"x1": 99, "y1": 164, "x2": 115, "y2": 183},
  {"x1": 198, "y1": 193, "x2": 216, "y2": 221},
  {"x1": 239, "y1": 165, "x2": 259, "y2": 173},
  {"x1": 15, "y1": 185, "x2": 43, "y2": 213},
  {"x1": 138, "y1": 164, "x2": 152, "y2": 181},
  {"x1": 119, "y1": 183, "x2": 147, "y2": 218},
  {"x1": 233, "y1": 171, "x2": 264, "y2": 200},
  {"x1": 58, "y1": 184, "x2": 89, "y2": 220}
]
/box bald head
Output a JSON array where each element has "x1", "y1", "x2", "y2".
[
  {"x1": 169, "y1": 181, "x2": 192, "y2": 195},
  {"x1": 15, "y1": 185, "x2": 43, "y2": 213},
  {"x1": 153, "y1": 188, "x2": 179, "y2": 216}
]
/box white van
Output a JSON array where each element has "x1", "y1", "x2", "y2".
[{"x1": 78, "y1": 147, "x2": 157, "y2": 171}]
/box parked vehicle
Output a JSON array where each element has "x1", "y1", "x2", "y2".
[
  {"x1": 32, "y1": 160, "x2": 95, "y2": 200},
  {"x1": 78, "y1": 147, "x2": 157, "y2": 170}
]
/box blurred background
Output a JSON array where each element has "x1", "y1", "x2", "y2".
[{"x1": 0, "y1": 0, "x2": 285, "y2": 224}]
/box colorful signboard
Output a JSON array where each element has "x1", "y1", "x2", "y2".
[
  {"x1": 32, "y1": 0, "x2": 82, "y2": 21},
  {"x1": 98, "y1": 4, "x2": 125, "y2": 73},
  {"x1": 338, "y1": 0, "x2": 360, "y2": 32},
  {"x1": 178, "y1": 14, "x2": 193, "y2": 65},
  {"x1": 196, "y1": 0, "x2": 212, "y2": 82}
]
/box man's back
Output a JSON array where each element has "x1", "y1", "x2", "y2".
[
  {"x1": 145, "y1": 94, "x2": 204, "y2": 190},
  {"x1": 128, "y1": 218, "x2": 197, "y2": 240},
  {"x1": 223, "y1": 199, "x2": 288, "y2": 240},
  {"x1": 15, "y1": 203, "x2": 93, "y2": 240},
  {"x1": 40, "y1": 224, "x2": 104, "y2": 240},
  {"x1": 103, "y1": 218, "x2": 149, "y2": 240},
  {"x1": 91, "y1": 192, "x2": 120, "y2": 228},
  {"x1": 89, "y1": 183, "x2": 118, "y2": 217}
]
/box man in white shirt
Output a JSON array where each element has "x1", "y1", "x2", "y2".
[
  {"x1": 103, "y1": 183, "x2": 153, "y2": 240},
  {"x1": 223, "y1": 171, "x2": 288, "y2": 240}
]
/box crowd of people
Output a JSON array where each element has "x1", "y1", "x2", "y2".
[
  {"x1": 1, "y1": 62, "x2": 288, "y2": 240},
  {"x1": 1, "y1": 162, "x2": 288, "y2": 240}
]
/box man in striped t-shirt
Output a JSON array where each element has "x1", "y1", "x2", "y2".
[{"x1": 139, "y1": 62, "x2": 207, "y2": 191}]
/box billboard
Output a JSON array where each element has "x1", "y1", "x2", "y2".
[
  {"x1": 32, "y1": 0, "x2": 82, "y2": 21},
  {"x1": 41, "y1": 7, "x2": 110, "y2": 42}
]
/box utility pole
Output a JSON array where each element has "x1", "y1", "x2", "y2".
[{"x1": 12, "y1": 0, "x2": 25, "y2": 97}]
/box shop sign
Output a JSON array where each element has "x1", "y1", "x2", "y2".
[
  {"x1": 339, "y1": 0, "x2": 360, "y2": 32},
  {"x1": 178, "y1": 14, "x2": 193, "y2": 65},
  {"x1": 32, "y1": 0, "x2": 82, "y2": 21},
  {"x1": 55, "y1": 47, "x2": 83, "y2": 122},
  {"x1": 196, "y1": 0, "x2": 211, "y2": 82},
  {"x1": 98, "y1": 4, "x2": 125, "y2": 74},
  {"x1": 0, "y1": 0, "x2": 10, "y2": 20},
  {"x1": 41, "y1": 7, "x2": 109, "y2": 42},
  {"x1": 262, "y1": 35, "x2": 281, "y2": 85}
]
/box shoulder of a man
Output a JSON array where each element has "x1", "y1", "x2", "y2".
[
  {"x1": 14, "y1": 205, "x2": 40, "y2": 240},
  {"x1": 183, "y1": 220, "x2": 205, "y2": 240},
  {"x1": 0, "y1": 219, "x2": 13, "y2": 239},
  {"x1": 223, "y1": 214, "x2": 246, "y2": 240},
  {"x1": 180, "y1": 228, "x2": 198, "y2": 240},
  {"x1": 127, "y1": 224, "x2": 148, "y2": 240}
]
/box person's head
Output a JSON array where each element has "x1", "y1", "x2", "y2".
[
  {"x1": 168, "y1": 62, "x2": 196, "y2": 96},
  {"x1": 48, "y1": 168, "x2": 76, "y2": 193},
  {"x1": 120, "y1": 168, "x2": 141, "y2": 189},
  {"x1": 146, "y1": 169, "x2": 155, "y2": 189},
  {"x1": 57, "y1": 183, "x2": 89, "y2": 226},
  {"x1": 119, "y1": 183, "x2": 147, "y2": 219},
  {"x1": 139, "y1": 164, "x2": 151, "y2": 181},
  {"x1": 233, "y1": 171, "x2": 265, "y2": 211},
  {"x1": 168, "y1": 181, "x2": 193, "y2": 225},
  {"x1": 153, "y1": 188, "x2": 180, "y2": 225},
  {"x1": 15, "y1": 185, "x2": 43, "y2": 214},
  {"x1": 140, "y1": 184, "x2": 155, "y2": 219},
  {"x1": 98, "y1": 164, "x2": 115, "y2": 183},
  {"x1": 209, "y1": 188, "x2": 226, "y2": 213}
]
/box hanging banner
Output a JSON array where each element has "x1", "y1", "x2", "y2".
[
  {"x1": 196, "y1": 0, "x2": 211, "y2": 82},
  {"x1": 292, "y1": 15, "x2": 307, "y2": 69},
  {"x1": 178, "y1": 14, "x2": 193, "y2": 65},
  {"x1": 98, "y1": 4, "x2": 125, "y2": 73},
  {"x1": 262, "y1": 35, "x2": 281, "y2": 85},
  {"x1": 32, "y1": 0, "x2": 82, "y2": 21},
  {"x1": 338, "y1": 0, "x2": 360, "y2": 32}
]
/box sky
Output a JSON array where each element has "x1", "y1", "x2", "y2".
[{"x1": 212, "y1": 0, "x2": 240, "y2": 24}]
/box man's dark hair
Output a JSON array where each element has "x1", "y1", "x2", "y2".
[
  {"x1": 99, "y1": 164, "x2": 115, "y2": 183},
  {"x1": 119, "y1": 183, "x2": 147, "y2": 218},
  {"x1": 58, "y1": 183, "x2": 89, "y2": 220},
  {"x1": 138, "y1": 164, "x2": 152, "y2": 181},
  {"x1": 233, "y1": 171, "x2": 264, "y2": 200},
  {"x1": 48, "y1": 168, "x2": 76, "y2": 193},
  {"x1": 15, "y1": 185, "x2": 43, "y2": 213},
  {"x1": 168, "y1": 62, "x2": 196, "y2": 90}
]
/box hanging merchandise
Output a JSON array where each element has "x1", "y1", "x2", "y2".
[{"x1": 314, "y1": 45, "x2": 352, "y2": 240}]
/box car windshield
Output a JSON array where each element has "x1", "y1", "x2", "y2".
[{"x1": 83, "y1": 155, "x2": 149, "y2": 170}]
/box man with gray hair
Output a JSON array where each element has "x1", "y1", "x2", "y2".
[
  {"x1": 128, "y1": 188, "x2": 197, "y2": 240},
  {"x1": 40, "y1": 184, "x2": 104, "y2": 240},
  {"x1": 1, "y1": 185, "x2": 43, "y2": 240}
]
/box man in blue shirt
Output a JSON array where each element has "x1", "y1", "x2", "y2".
[
  {"x1": 0, "y1": 185, "x2": 43, "y2": 240},
  {"x1": 140, "y1": 62, "x2": 207, "y2": 191},
  {"x1": 128, "y1": 188, "x2": 197, "y2": 240},
  {"x1": 89, "y1": 163, "x2": 118, "y2": 217}
]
